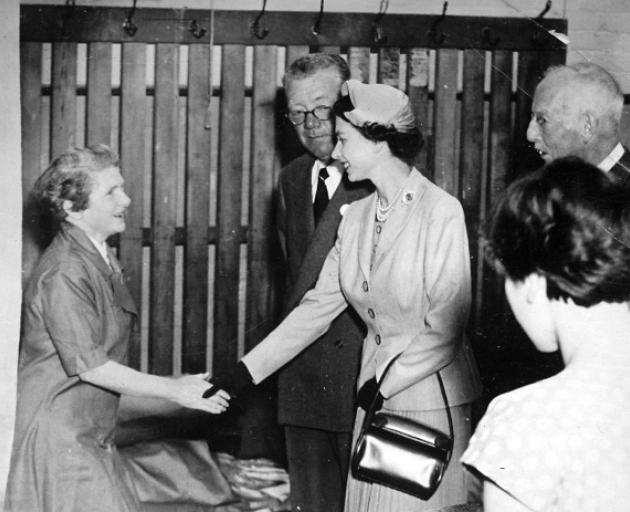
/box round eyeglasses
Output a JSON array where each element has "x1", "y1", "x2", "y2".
[{"x1": 286, "y1": 105, "x2": 333, "y2": 126}]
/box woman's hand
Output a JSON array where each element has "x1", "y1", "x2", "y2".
[{"x1": 168, "y1": 373, "x2": 231, "y2": 414}]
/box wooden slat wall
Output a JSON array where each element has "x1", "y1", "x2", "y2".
[
  {"x1": 51, "y1": 42, "x2": 77, "y2": 158},
  {"x1": 150, "y1": 43, "x2": 179, "y2": 375},
  {"x1": 86, "y1": 43, "x2": 112, "y2": 146},
  {"x1": 118, "y1": 42, "x2": 146, "y2": 370},
  {"x1": 214, "y1": 44, "x2": 245, "y2": 380},
  {"x1": 183, "y1": 43, "x2": 212, "y2": 374},
  {"x1": 433, "y1": 49, "x2": 459, "y2": 195},
  {"x1": 460, "y1": 49, "x2": 485, "y2": 329},
  {"x1": 245, "y1": 45, "x2": 278, "y2": 352},
  {"x1": 20, "y1": 8, "x2": 566, "y2": 389}
]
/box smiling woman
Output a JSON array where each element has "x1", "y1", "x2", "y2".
[{"x1": 4, "y1": 145, "x2": 231, "y2": 512}]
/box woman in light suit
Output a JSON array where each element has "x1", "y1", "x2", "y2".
[{"x1": 236, "y1": 80, "x2": 481, "y2": 511}]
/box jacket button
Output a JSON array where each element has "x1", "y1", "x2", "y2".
[
  {"x1": 362, "y1": 281, "x2": 368, "y2": 292},
  {"x1": 368, "y1": 308, "x2": 375, "y2": 319},
  {"x1": 375, "y1": 334, "x2": 381, "y2": 345}
]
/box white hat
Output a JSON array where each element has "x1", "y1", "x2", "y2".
[{"x1": 340, "y1": 79, "x2": 416, "y2": 133}]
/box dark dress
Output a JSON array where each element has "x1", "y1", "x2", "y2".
[{"x1": 5, "y1": 223, "x2": 140, "y2": 512}]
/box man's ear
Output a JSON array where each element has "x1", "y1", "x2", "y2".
[{"x1": 524, "y1": 273, "x2": 547, "y2": 304}]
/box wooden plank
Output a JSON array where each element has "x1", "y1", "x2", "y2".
[
  {"x1": 21, "y1": 43, "x2": 43, "y2": 195},
  {"x1": 214, "y1": 44, "x2": 245, "y2": 379},
  {"x1": 183, "y1": 43, "x2": 212, "y2": 373},
  {"x1": 50, "y1": 42, "x2": 77, "y2": 158},
  {"x1": 459, "y1": 49, "x2": 485, "y2": 329},
  {"x1": 406, "y1": 48, "x2": 430, "y2": 175},
  {"x1": 21, "y1": 42, "x2": 44, "y2": 286},
  {"x1": 512, "y1": 50, "x2": 565, "y2": 177},
  {"x1": 348, "y1": 47, "x2": 370, "y2": 83},
  {"x1": 118, "y1": 42, "x2": 146, "y2": 370},
  {"x1": 21, "y1": 7, "x2": 567, "y2": 51},
  {"x1": 149, "y1": 43, "x2": 179, "y2": 375},
  {"x1": 245, "y1": 45, "x2": 278, "y2": 352},
  {"x1": 319, "y1": 45, "x2": 341, "y2": 55},
  {"x1": 480, "y1": 50, "x2": 514, "y2": 341},
  {"x1": 86, "y1": 42, "x2": 112, "y2": 146},
  {"x1": 432, "y1": 49, "x2": 459, "y2": 195},
  {"x1": 488, "y1": 51, "x2": 513, "y2": 210},
  {"x1": 285, "y1": 45, "x2": 309, "y2": 70},
  {"x1": 377, "y1": 47, "x2": 400, "y2": 87}
]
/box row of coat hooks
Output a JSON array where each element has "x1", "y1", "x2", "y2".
[{"x1": 63, "y1": 0, "x2": 553, "y2": 45}]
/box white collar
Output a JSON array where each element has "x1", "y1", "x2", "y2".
[
  {"x1": 598, "y1": 142, "x2": 625, "y2": 172},
  {"x1": 86, "y1": 234, "x2": 111, "y2": 268},
  {"x1": 311, "y1": 159, "x2": 343, "y2": 201}
]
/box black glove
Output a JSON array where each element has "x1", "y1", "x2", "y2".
[
  {"x1": 203, "y1": 361, "x2": 253, "y2": 399},
  {"x1": 357, "y1": 377, "x2": 383, "y2": 412}
]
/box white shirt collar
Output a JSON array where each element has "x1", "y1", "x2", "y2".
[
  {"x1": 311, "y1": 159, "x2": 343, "y2": 202},
  {"x1": 86, "y1": 234, "x2": 111, "y2": 268},
  {"x1": 598, "y1": 142, "x2": 625, "y2": 172}
]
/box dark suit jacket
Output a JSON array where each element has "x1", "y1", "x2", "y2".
[
  {"x1": 607, "y1": 145, "x2": 630, "y2": 192},
  {"x1": 275, "y1": 153, "x2": 372, "y2": 432}
]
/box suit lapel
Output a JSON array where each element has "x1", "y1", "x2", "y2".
[{"x1": 287, "y1": 173, "x2": 371, "y2": 310}]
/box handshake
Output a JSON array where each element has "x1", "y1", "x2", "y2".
[{"x1": 203, "y1": 361, "x2": 254, "y2": 400}]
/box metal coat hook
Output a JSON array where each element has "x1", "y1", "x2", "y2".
[
  {"x1": 532, "y1": 0, "x2": 553, "y2": 44},
  {"x1": 536, "y1": 0, "x2": 552, "y2": 20},
  {"x1": 189, "y1": 19, "x2": 207, "y2": 39},
  {"x1": 250, "y1": 0, "x2": 269, "y2": 40},
  {"x1": 122, "y1": 0, "x2": 138, "y2": 37},
  {"x1": 481, "y1": 26, "x2": 500, "y2": 47},
  {"x1": 372, "y1": 0, "x2": 389, "y2": 44},
  {"x1": 312, "y1": 0, "x2": 325, "y2": 36},
  {"x1": 428, "y1": 1, "x2": 448, "y2": 46}
]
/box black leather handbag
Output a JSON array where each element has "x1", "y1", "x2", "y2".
[{"x1": 351, "y1": 355, "x2": 454, "y2": 500}]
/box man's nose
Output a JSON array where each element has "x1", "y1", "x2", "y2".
[{"x1": 304, "y1": 111, "x2": 321, "y2": 129}]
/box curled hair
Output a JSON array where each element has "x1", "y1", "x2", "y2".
[
  {"x1": 31, "y1": 144, "x2": 119, "y2": 225},
  {"x1": 486, "y1": 156, "x2": 630, "y2": 306},
  {"x1": 333, "y1": 95, "x2": 424, "y2": 161}
]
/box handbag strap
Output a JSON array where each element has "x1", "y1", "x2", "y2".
[{"x1": 361, "y1": 354, "x2": 455, "y2": 462}]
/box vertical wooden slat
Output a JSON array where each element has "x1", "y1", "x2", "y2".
[
  {"x1": 21, "y1": 43, "x2": 43, "y2": 195},
  {"x1": 245, "y1": 46, "x2": 278, "y2": 352},
  {"x1": 348, "y1": 47, "x2": 370, "y2": 83},
  {"x1": 214, "y1": 44, "x2": 245, "y2": 379},
  {"x1": 86, "y1": 42, "x2": 112, "y2": 146},
  {"x1": 150, "y1": 43, "x2": 179, "y2": 375},
  {"x1": 319, "y1": 45, "x2": 341, "y2": 55},
  {"x1": 513, "y1": 50, "x2": 565, "y2": 178},
  {"x1": 183, "y1": 43, "x2": 212, "y2": 374},
  {"x1": 407, "y1": 48, "x2": 430, "y2": 175},
  {"x1": 285, "y1": 45, "x2": 309, "y2": 70},
  {"x1": 21, "y1": 42, "x2": 44, "y2": 286},
  {"x1": 50, "y1": 42, "x2": 77, "y2": 158},
  {"x1": 118, "y1": 42, "x2": 146, "y2": 370},
  {"x1": 460, "y1": 49, "x2": 485, "y2": 328},
  {"x1": 377, "y1": 47, "x2": 400, "y2": 87},
  {"x1": 433, "y1": 49, "x2": 459, "y2": 195}
]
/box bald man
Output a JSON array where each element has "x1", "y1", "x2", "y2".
[{"x1": 527, "y1": 62, "x2": 630, "y2": 188}]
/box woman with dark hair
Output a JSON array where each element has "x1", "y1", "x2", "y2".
[
  {"x1": 5, "y1": 145, "x2": 230, "y2": 512},
  {"x1": 225, "y1": 80, "x2": 482, "y2": 511},
  {"x1": 462, "y1": 156, "x2": 630, "y2": 511}
]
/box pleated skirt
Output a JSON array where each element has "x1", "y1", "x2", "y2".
[{"x1": 344, "y1": 404, "x2": 474, "y2": 512}]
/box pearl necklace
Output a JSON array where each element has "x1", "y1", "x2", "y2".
[{"x1": 375, "y1": 186, "x2": 405, "y2": 222}]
